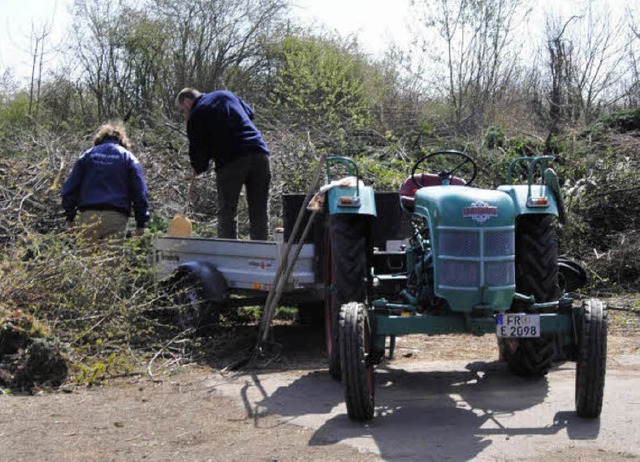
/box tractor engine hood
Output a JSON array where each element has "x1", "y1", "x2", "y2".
[
  {"x1": 414, "y1": 186, "x2": 517, "y2": 312},
  {"x1": 414, "y1": 186, "x2": 515, "y2": 228}
]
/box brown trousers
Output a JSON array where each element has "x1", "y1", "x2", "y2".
[{"x1": 79, "y1": 210, "x2": 128, "y2": 242}]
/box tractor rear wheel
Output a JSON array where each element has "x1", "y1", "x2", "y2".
[
  {"x1": 339, "y1": 302, "x2": 375, "y2": 421},
  {"x1": 514, "y1": 214, "x2": 560, "y2": 305},
  {"x1": 575, "y1": 299, "x2": 607, "y2": 418},
  {"x1": 325, "y1": 214, "x2": 371, "y2": 380},
  {"x1": 500, "y1": 214, "x2": 560, "y2": 377}
]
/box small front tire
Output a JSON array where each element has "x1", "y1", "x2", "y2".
[
  {"x1": 575, "y1": 299, "x2": 607, "y2": 418},
  {"x1": 339, "y1": 302, "x2": 375, "y2": 421}
]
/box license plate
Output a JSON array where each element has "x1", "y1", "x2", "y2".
[{"x1": 496, "y1": 313, "x2": 540, "y2": 338}]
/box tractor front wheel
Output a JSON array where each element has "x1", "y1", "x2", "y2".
[
  {"x1": 575, "y1": 299, "x2": 607, "y2": 418},
  {"x1": 339, "y1": 302, "x2": 375, "y2": 421},
  {"x1": 325, "y1": 214, "x2": 371, "y2": 380}
]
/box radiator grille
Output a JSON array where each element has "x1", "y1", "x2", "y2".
[
  {"x1": 440, "y1": 261, "x2": 479, "y2": 286},
  {"x1": 485, "y1": 231, "x2": 514, "y2": 257},
  {"x1": 437, "y1": 228, "x2": 514, "y2": 288},
  {"x1": 439, "y1": 231, "x2": 478, "y2": 257},
  {"x1": 485, "y1": 261, "x2": 515, "y2": 286}
]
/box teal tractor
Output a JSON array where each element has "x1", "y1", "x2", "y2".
[{"x1": 323, "y1": 151, "x2": 606, "y2": 422}]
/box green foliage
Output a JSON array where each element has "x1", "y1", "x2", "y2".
[
  {"x1": 0, "y1": 230, "x2": 173, "y2": 384},
  {"x1": 601, "y1": 108, "x2": 640, "y2": 133},
  {"x1": 0, "y1": 92, "x2": 30, "y2": 139},
  {"x1": 72, "y1": 351, "x2": 135, "y2": 386},
  {"x1": 269, "y1": 36, "x2": 375, "y2": 133},
  {"x1": 0, "y1": 309, "x2": 51, "y2": 339},
  {"x1": 504, "y1": 135, "x2": 545, "y2": 157},
  {"x1": 484, "y1": 126, "x2": 505, "y2": 149},
  {"x1": 544, "y1": 135, "x2": 564, "y2": 154},
  {"x1": 147, "y1": 213, "x2": 170, "y2": 234},
  {"x1": 117, "y1": 8, "x2": 172, "y2": 117},
  {"x1": 353, "y1": 155, "x2": 407, "y2": 191},
  {"x1": 469, "y1": 147, "x2": 513, "y2": 188},
  {"x1": 275, "y1": 306, "x2": 297, "y2": 321}
]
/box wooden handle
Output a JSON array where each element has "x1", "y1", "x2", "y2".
[{"x1": 185, "y1": 171, "x2": 196, "y2": 213}]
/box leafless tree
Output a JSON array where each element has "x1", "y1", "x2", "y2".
[
  {"x1": 150, "y1": 0, "x2": 289, "y2": 103},
  {"x1": 24, "y1": 0, "x2": 65, "y2": 129},
  {"x1": 68, "y1": 0, "x2": 289, "y2": 122},
  {"x1": 569, "y1": 2, "x2": 630, "y2": 124},
  {"x1": 543, "y1": 15, "x2": 580, "y2": 138},
  {"x1": 622, "y1": 4, "x2": 640, "y2": 107},
  {"x1": 537, "y1": 1, "x2": 631, "y2": 135},
  {"x1": 70, "y1": 0, "x2": 128, "y2": 121},
  {"x1": 411, "y1": 0, "x2": 530, "y2": 133}
]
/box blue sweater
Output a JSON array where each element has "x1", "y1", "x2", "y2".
[
  {"x1": 187, "y1": 90, "x2": 270, "y2": 173},
  {"x1": 61, "y1": 140, "x2": 150, "y2": 227}
]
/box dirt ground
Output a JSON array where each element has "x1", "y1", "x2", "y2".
[{"x1": 1, "y1": 302, "x2": 639, "y2": 461}]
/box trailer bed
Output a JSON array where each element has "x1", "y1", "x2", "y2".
[{"x1": 153, "y1": 236, "x2": 319, "y2": 293}]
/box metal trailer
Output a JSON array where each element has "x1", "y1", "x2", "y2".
[
  {"x1": 152, "y1": 235, "x2": 322, "y2": 312},
  {"x1": 151, "y1": 157, "x2": 405, "y2": 328}
]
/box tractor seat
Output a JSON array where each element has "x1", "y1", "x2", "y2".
[{"x1": 399, "y1": 173, "x2": 466, "y2": 213}]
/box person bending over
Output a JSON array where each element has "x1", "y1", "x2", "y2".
[{"x1": 175, "y1": 88, "x2": 271, "y2": 240}]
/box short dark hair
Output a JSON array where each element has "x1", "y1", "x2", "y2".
[{"x1": 175, "y1": 88, "x2": 202, "y2": 107}]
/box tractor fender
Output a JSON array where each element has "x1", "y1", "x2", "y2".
[
  {"x1": 326, "y1": 185, "x2": 377, "y2": 216},
  {"x1": 497, "y1": 184, "x2": 560, "y2": 218},
  {"x1": 171, "y1": 261, "x2": 228, "y2": 303}
]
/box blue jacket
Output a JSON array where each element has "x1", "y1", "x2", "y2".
[
  {"x1": 61, "y1": 140, "x2": 150, "y2": 227},
  {"x1": 187, "y1": 90, "x2": 270, "y2": 173}
]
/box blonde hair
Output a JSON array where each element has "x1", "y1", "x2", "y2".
[
  {"x1": 175, "y1": 87, "x2": 202, "y2": 107},
  {"x1": 93, "y1": 121, "x2": 131, "y2": 150}
]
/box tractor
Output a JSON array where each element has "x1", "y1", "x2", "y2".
[{"x1": 322, "y1": 150, "x2": 606, "y2": 422}]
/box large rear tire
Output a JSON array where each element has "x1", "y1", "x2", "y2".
[
  {"x1": 500, "y1": 214, "x2": 560, "y2": 377},
  {"x1": 339, "y1": 302, "x2": 375, "y2": 421},
  {"x1": 575, "y1": 299, "x2": 607, "y2": 418},
  {"x1": 325, "y1": 214, "x2": 371, "y2": 380}
]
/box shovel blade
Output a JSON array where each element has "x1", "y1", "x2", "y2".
[{"x1": 167, "y1": 214, "x2": 192, "y2": 237}]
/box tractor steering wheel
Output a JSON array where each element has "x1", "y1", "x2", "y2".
[{"x1": 411, "y1": 150, "x2": 478, "y2": 188}]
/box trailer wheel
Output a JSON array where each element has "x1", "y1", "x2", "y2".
[
  {"x1": 500, "y1": 214, "x2": 560, "y2": 376},
  {"x1": 168, "y1": 265, "x2": 228, "y2": 331},
  {"x1": 339, "y1": 302, "x2": 375, "y2": 421},
  {"x1": 325, "y1": 214, "x2": 371, "y2": 380},
  {"x1": 575, "y1": 299, "x2": 607, "y2": 418}
]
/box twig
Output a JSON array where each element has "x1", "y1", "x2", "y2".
[
  {"x1": 73, "y1": 314, "x2": 110, "y2": 344},
  {"x1": 163, "y1": 121, "x2": 187, "y2": 137},
  {"x1": 590, "y1": 184, "x2": 640, "y2": 199},
  {"x1": 125, "y1": 432, "x2": 144, "y2": 442},
  {"x1": 17, "y1": 192, "x2": 34, "y2": 227},
  {"x1": 147, "y1": 330, "x2": 193, "y2": 379}
]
